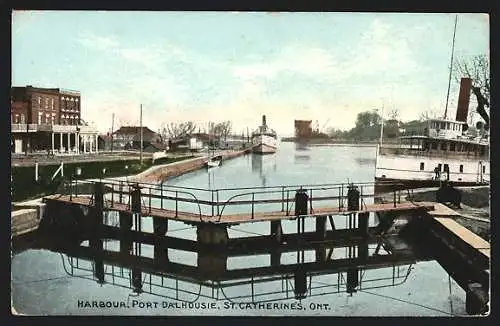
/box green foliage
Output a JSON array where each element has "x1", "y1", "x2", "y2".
[{"x1": 327, "y1": 110, "x2": 427, "y2": 141}]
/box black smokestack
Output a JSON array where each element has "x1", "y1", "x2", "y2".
[
  {"x1": 262, "y1": 115, "x2": 266, "y2": 126},
  {"x1": 456, "y1": 77, "x2": 472, "y2": 122}
]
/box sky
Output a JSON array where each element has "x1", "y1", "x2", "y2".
[{"x1": 11, "y1": 11, "x2": 489, "y2": 136}]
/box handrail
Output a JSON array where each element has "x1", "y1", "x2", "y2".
[{"x1": 64, "y1": 179, "x2": 407, "y2": 219}]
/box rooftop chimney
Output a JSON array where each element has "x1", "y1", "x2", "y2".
[
  {"x1": 455, "y1": 77, "x2": 473, "y2": 122},
  {"x1": 262, "y1": 115, "x2": 267, "y2": 126}
]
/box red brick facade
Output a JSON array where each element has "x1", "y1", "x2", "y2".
[{"x1": 10, "y1": 85, "x2": 81, "y2": 126}]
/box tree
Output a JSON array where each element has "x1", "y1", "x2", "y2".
[
  {"x1": 418, "y1": 110, "x2": 439, "y2": 121},
  {"x1": 217, "y1": 121, "x2": 232, "y2": 141},
  {"x1": 389, "y1": 108, "x2": 400, "y2": 120},
  {"x1": 351, "y1": 110, "x2": 382, "y2": 141},
  {"x1": 453, "y1": 54, "x2": 490, "y2": 101},
  {"x1": 161, "y1": 121, "x2": 197, "y2": 140},
  {"x1": 210, "y1": 121, "x2": 232, "y2": 141}
]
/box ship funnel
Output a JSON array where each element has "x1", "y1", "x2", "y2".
[
  {"x1": 262, "y1": 115, "x2": 267, "y2": 126},
  {"x1": 455, "y1": 77, "x2": 473, "y2": 122}
]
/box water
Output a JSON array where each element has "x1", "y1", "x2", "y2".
[{"x1": 11, "y1": 142, "x2": 468, "y2": 316}]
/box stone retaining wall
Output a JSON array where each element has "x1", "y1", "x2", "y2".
[{"x1": 131, "y1": 149, "x2": 250, "y2": 183}]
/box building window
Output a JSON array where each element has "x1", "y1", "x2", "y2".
[
  {"x1": 440, "y1": 142, "x2": 447, "y2": 150},
  {"x1": 45, "y1": 98, "x2": 49, "y2": 109},
  {"x1": 51, "y1": 116, "x2": 55, "y2": 125},
  {"x1": 20, "y1": 114, "x2": 25, "y2": 123},
  {"x1": 420, "y1": 162, "x2": 424, "y2": 171},
  {"x1": 459, "y1": 164, "x2": 463, "y2": 173},
  {"x1": 38, "y1": 112, "x2": 42, "y2": 124},
  {"x1": 444, "y1": 164, "x2": 449, "y2": 173},
  {"x1": 38, "y1": 97, "x2": 41, "y2": 106},
  {"x1": 437, "y1": 163, "x2": 442, "y2": 172},
  {"x1": 51, "y1": 98, "x2": 55, "y2": 110},
  {"x1": 15, "y1": 114, "x2": 19, "y2": 123},
  {"x1": 431, "y1": 142, "x2": 437, "y2": 150},
  {"x1": 483, "y1": 166, "x2": 486, "y2": 173},
  {"x1": 449, "y1": 142, "x2": 456, "y2": 151}
]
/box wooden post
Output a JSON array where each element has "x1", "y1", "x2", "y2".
[
  {"x1": 270, "y1": 220, "x2": 282, "y2": 243},
  {"x1": 315, "y1": 216, "x2": 326, "y2": 240},
  {"x1": 358, "y1": 212, "x2": 369, "y2": 237},
  {"x1": 196, "y1": 224, "x2": 229, "y2": 245}
]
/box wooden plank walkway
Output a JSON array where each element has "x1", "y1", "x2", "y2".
[
  {"x1": 425, "y1": 202, "x2": 462, "y2": 216},
  {"x1": 434, "y1": 217, "x2": 490, "y2": 259},
  {"x1": 44, "y1": 195, "x2": 434, "y2": 225}
]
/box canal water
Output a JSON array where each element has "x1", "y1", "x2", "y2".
[{"x1": 11, "y1": 142, "x2": 468, "y2": 316}]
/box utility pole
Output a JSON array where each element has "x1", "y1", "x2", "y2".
[
  {"x1": 110, "y1": 113, "x2": 114, "y2": 152},
  {"x1": 140, "y1": 104, "x2": 143, "y2": 164},
  {"x1": 379, "y1": 103, "x2": 385, "y2": 147}
]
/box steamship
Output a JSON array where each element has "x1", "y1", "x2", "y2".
[
  {"x1": 251, "y1": 115, "x2": 278, "y2": 154},
  {"x1": 375, "y1": 77, "x2": 490, "y2": 192}
]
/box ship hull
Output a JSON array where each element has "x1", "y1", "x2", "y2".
[
  {"x1": 252, "y1": 135, "x2": 278, "y2": 154},
  {"x1": 375, "y1": 150, "x2": 490, "y2": 193},
  {"x1": 374, "y1": 177, "x2": 489, "y2": 194}
]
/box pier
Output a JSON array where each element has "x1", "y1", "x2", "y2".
[{"x1": 39, "y1": 179, "x2": 490, "y2": 314}]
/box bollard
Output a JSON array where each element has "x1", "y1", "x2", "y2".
[
  {"x1": 131, "y1": 185, "x2": 142, "y2": 214},
  {"x1": 93, "y1": 182, "x2": 105, "y2": 229},
  {"x1": 295, "y1": 188, "x2": 309, "y2": 217},
  {"x1": 347, "y1": 185, "x2": 360, "y2": 211}
]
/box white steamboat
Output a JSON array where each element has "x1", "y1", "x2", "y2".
[
  {"x1": 251, "y1": 115, "x2": 278, "y2": 154},
  {"x1": 375, "y1": 78, "x2": 490, "y2": 192}
]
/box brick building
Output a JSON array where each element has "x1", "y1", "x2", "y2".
[
  {"x1": 11, "y1": 85, "x2": 99, "y2": 154},
  {"x1": 294, "y1": 120, "x2": 313, "y2": 138}
]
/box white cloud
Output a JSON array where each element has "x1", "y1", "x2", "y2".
[
  {"x1": 78, "y1": 32, "x2": 119, "y2": 51},
  {"x1": 232, "y1": 45, "x2": 339, "y2": 81},
  {"x1": 342, "y1": 19, "x2": 419, "y2": 79}
]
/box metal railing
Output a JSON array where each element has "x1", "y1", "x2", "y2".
[{"x1": 64, "y1": 179, "x2": 408, "y2": 222}]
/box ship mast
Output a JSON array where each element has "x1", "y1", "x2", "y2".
[{"x1": 444, "y1": 14, "x2": 458, "y2": 119}]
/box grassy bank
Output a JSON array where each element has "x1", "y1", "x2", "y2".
[{"x1": 11, "y1": 155, "x2": 193, "y2": 202}]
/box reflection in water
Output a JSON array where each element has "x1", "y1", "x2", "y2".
[
  {"x1": 294, "y1": 142, "x2": 311, "y2": 164},
  {"x1": 14, "y1": 228, "x2": 422, "y2": 305},
  {"x1": 251, "y1": 154, "x2": 276, "y2": 187}
]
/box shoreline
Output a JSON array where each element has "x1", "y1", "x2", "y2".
[{"x1": 100, "y1": 148, "x2": 251, "y2": 184}]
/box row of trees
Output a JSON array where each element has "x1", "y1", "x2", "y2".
[
  {"x1": 326, "y1": 109, "x2": 427, "y2": 141},
  {"x1": 158, "y1": 120, "x2": 233, "y2": 141}
]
